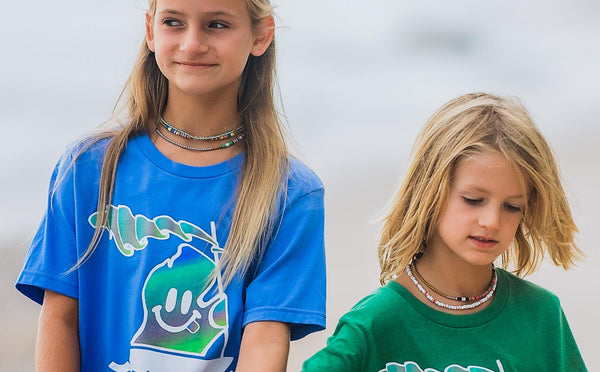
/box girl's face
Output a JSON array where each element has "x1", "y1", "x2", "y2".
[
  {"x1": 428, "y1": 151, "x2": 526, "y2": 268},
  {"x1": 145, "y1": 0, "x2": 272, "y2": 98}
]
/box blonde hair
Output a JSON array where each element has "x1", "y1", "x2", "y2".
[
  {"x1": 378, "y1": 92, "x2": 582, "y2": 284},
  {"x1": 74, "y1": 0, "x2": 288, "y2": 287}
]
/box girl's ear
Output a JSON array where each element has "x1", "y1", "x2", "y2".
[
  {"x1": 250, "y1": 15, "x2": 275, "y2": 57},
  {"x1": 145, "y1": 12, "x2": 156, "y2": 52}
]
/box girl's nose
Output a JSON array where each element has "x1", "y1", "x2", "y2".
[
  {"x1": 478, "y1": 205, "x2": 501, "y2": 230},
  {"x1": 180, "y1": 29, "x2": 209, "y2": 53}
]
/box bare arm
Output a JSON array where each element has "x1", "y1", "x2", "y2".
[
  {"x1": 236, "y1": 321, "x2": 291, "y2": 372},
  {"x1": 36, "y1": 289, "x2": 80, "y2": 372}
]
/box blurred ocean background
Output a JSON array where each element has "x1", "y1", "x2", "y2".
[{"x1": 1, "y1": 0, "x2": 598, "y2": 370}]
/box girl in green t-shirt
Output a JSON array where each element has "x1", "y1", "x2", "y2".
[{"x1": 304, "y1": 92, "x2": 587, "y2": 372}]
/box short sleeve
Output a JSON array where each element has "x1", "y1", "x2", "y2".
[
  {"x1": 302, "y1": 319, "x2": 367, "y2": 372},
  {"x1": 243, "y1": 187, "x2": 326, "y2": 340},
  {"x1": 15, "y1": 150, "x2": 82, "y2": 304},
  {"x1": 556, "y1": 303, "x2": 588, "y2": 370}
]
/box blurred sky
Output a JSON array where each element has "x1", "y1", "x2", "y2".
[{"x1": 1, "y1": 0, "x2": 599, "y2": 370}]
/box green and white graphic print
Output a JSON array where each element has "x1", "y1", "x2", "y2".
[
  {"x1": 380, "y1": 360, "x2": 506, "y2": 372},
  {"x1": 89, "y1": 205, "x2": 233, "y2": 371}
]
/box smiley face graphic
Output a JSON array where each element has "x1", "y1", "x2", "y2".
[{"x1": 131, "y1": 244, "x2": 228, "y2": 357}]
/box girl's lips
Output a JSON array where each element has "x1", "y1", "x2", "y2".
[
  {"x1": 469, "y1": 236, "x2": 498, "y2": 248},
  {"x1": 176, "y1": 62, "x2": 217, "y2": 70},
  {"x1": 178, "y1": 61, "x2": 215, "y2": 67}
]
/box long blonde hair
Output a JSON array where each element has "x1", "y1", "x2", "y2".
[
  {"x1": 378, "y1": 92, "x2": 582, "y2": 284},
  {"x1": 74, "y1": 0, "x2": 288, "y2": 287}
]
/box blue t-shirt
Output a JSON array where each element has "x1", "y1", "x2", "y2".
[{"x1": 16, "y1": 133, "x2": 326, "y2": 372}]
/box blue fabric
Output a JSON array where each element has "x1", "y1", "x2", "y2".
[{"x1": 16, "y1": 133, "x2": 326, "y2": 371}]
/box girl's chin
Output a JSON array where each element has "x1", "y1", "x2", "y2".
[{"x1": 457, "y1": 252, "x2": 501, "y2": 268}]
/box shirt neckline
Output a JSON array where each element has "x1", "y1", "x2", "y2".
[
  {"x1": 385, "y1": 268, "x2": 509, "y2": 328},
  {"x1": 132, "y1": 132, "x2": 244, "y2": 179}
]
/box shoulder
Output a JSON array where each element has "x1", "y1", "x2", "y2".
[
  {"x1": 288, "y1": 157, "x2": 323, "y2": 189},
  {"x1": 58, "y1": 133, "x2": 112, "y2": 170},
  {"x1": 499, "y1": 269, "x2": 561, "y2": 308},
  {"x1": 340, "y1": 284, "x2": 407, "y2": 328},
  {"x1": 285, "y1": 157, "x2": 324, "y2": 202},
  {"x1": 49, "y1": 133, "x2": 112, "y2": 190},
  {"x1": 303, "y1": 285, "x2": 409, "y2": 371},
  {"x1": 354, "y1": 284, "x2": 402, "y2": 309}
]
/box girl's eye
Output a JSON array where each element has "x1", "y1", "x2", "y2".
[
  {"x1": 163, "y1": 18, "x2": 182, "y2": 27},
  {"x1": 208, "y1": 21, "x2": 228, "y2": 29},
  {"x1": 504, "y1": 203, "x2": 523, "y2": 213},
  {"x1": 462, "y1": 197, "x2": 482, "y2": 206}
]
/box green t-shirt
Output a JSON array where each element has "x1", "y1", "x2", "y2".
[{"x1": 303, "y1": 269, "x2": 586, "y2": 372}]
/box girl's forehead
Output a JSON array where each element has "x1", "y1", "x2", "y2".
[
  {"x1": 153, "y1": 0, "x2": 249, "y2": 15},
  {"x1": 453, "y1": 152, "x2": 526, "y2": 198}
]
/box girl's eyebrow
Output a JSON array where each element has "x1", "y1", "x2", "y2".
[
  {"x1": 157, "y1": 9, "x2": 234, "y2": 17},
  {"x1": 204, "y1": 11, "x2": 234, "y2": 17},
  {"x1": 462, "y1": 186, "x2": 525, "y2": 199},
  {"x1": 157, "y1": 9, "x2": 185, "y2": 16}
]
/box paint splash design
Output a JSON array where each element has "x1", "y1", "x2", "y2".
[{"x1": 89, "y1": 204, "x2": 217, "y2": 256}]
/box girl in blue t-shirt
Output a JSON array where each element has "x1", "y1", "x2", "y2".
[
  {"x1": 303, "y1": 92, "x2": 586, "y2": 371},
  {"x1": 17, "y1": 1, "x2": 325, "y2": 371}
]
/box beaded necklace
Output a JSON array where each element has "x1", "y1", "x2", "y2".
[
  {"x1": 406, "y1": 261, "x2": 497, "y2": 311},
  {"x1": 155, "y1": 128, "x2": 244, "y2": 152},
  {"x1": 412, "y1": 260, "x2": 496, "y2": 302},
  {"x1": 159, "y1": 116, "x2": 244, "y2": 141}
]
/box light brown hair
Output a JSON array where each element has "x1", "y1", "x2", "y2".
[
  {"x1": 378, "y1": 92, "x2": 582, "y2": 284},
  {"x1": 73, "y1": 0, "x2": 287, "y2": 287}
]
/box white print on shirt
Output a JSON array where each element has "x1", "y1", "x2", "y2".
[
  {"x1": 90, "y1": 205, "x2": 233, "y2": 372},
  {"x1": 380, "y1": 359, "x2": 505, "y2": 372}
]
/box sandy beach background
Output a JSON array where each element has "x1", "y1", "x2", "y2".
[{"x1": 1, "y1": 0, "x2": 598, "y2": 370}]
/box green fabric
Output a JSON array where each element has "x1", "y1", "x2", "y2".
[{"x1": 303, "y1": 269, "x2": 587, "y2": 372}]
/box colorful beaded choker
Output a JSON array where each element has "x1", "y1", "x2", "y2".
[
  {"x1": 159, "y1": 116, "x2": 244, "y2": 141},
  {"x1": 406, "y1": 259, "x2": 497, "y2": 311},
  {"x1": 412, "y1": 260, "x2": 495, "y2": 302},
  {"x1": 155, "y1": 128, "x2": 244, "y2": 152}
]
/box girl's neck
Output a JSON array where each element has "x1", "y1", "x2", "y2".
[
  {"x1": 396, "y1": 239, "x2": 496, "y2": 315},
  {"x1": 162, "y1": 88, "x2": 240, "y2": 136},
  {"x1": 414, "y1": 251, "x2": 493, "y2": 298},
  {"x1": 151, "y1": 88, "x2": 245, "y2": 167}
]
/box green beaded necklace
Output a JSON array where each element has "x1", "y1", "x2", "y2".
[
  {"x1": 155, "y1": 129, "x2": 244, "y2": 152},
  {"x1": 159, "y1": 116, "x2": 244, "y2": 141}
]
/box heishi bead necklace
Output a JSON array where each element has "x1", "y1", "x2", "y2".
[
  {"x1": 159, "y1": 116, "x2": 244, "y2": 141},
  {"x1": 412, "y1": 260, "x2": 496, "y2": 302},
  {"x1": 406, "y1": 261, "x2": 497, "y2": 311},
  {"x1": 155, "y1": 128, "x2": 244, "y2": 152}
]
